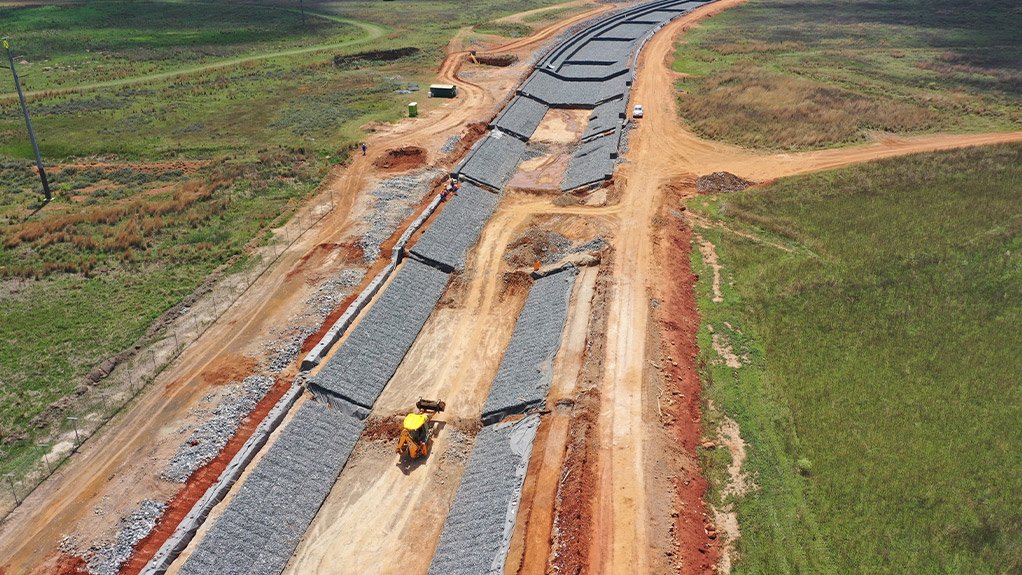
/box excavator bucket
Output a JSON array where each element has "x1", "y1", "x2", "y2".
[{"x1": 416, "y1": 398, "x2": 446, "y2": 413}]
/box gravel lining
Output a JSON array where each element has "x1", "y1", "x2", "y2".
[
  {"x1": 583, "y1": 97, "x2": 626, "y2": 140},
  {"x1": 409, "y1": 182, "x2": 500, "y2": 271},
  {"x1": 178, "y1": 401, "x2": 363, "y2": 575},
  {"x1": 456, "y1": 130, "x2": 527, "y2": 190},
  {"x1": 308, "y1": 260, "x2": 450, "y2": 410},
  {"x1": 561, "y1": 130, "x2": 619, "y2": 192},
  {"x1": 482, "y1": 269, "x2": 577, "y2": 423},
  {"x1": 427, "y1": 416, "x2": 540, "y2": 575},
  {"x1": 492, "y1": 96, "x2": 549, "y2": 141}
]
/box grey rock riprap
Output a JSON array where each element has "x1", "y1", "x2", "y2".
[
  {"x1": 492, "y1": 96, "x2": 549, "y2": 141},
  {"x1": 583, "y1": 97, "x2": 626, "y2": 140},
  {"x1": 308, "y1": 260, "x2": 450, "y2": 411},
  {"x1": 162, "y1": 375, "x2": 275, "y2": 483},
  {"x1": 408, "y1": 182, "x2": 500, "y2": 272},
  {"x1": 178, "y1": 401, "x2": 363, "y2": 575},
  {"x1": 456, "y1": 130, "x2": 527, "y2": 190},
  {"x1": 427, "y1": 416, "x2": 540, "y2": 575},
  {"x1": 482, "y1": 268, "x2": 577, "y2": 423},
  {"x1": 562, "y1": 129, "x2": 620, "y2": 192},
  {"x1": 86, "y1": 499, "x2": 166, "y2": 575}
]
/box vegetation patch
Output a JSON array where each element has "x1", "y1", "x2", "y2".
[
  {"x1": 673, "y1": 0, "x2": 1022, "y2": 149},
  {"x1": 474, "y1": 22, "x2": 534, "y2": 38},
  {"x1": 687, "y1": 143, "x2": 1022, "y2": 574}
]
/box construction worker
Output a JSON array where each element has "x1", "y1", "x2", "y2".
[{"x1": 442, "y1": 176, "x2": 458, "y2": 200}]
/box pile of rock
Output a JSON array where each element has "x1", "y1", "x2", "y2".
[
  {"x1": 161, "y1": 375, "x2": 274, "y2": 483},
  {"x1": 358, "y1": 169, "x2": 441, "y2": 262},
  {"x1": 304, "y1": 268, "x2": 367, "y2": 318},
  {"x1": 86, "y1": 499, "x2": 166, "y2": 575},
  {"x1": 696, "y1": 171, "x2": 754, "y2": 194}
]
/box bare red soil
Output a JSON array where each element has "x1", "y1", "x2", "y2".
[
  {"x1": 656, "y1": 189, "x2": 719, "y2": 574},
  {"x1": 372, "y1": 146, "x2": 428, "y2": 172}
]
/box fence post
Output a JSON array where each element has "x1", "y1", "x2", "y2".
[{"x1": 5, "y1": 474, "x2": 18, "y2": 505}]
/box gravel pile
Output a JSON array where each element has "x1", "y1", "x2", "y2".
[
  {"x1": 428, "y1": 416, "x2": 540, "y2": 575},
  {"x1": 696, "y1": 171, "x2": 754, "y2": 194},
  {"x1": 441, "y1": 135, "x2": 461, "y2": 155},
  {"x1": 504, "y1": 229, "x2": 572, "y2": 268},
  {"x1": 86, "y1": 499, "x2": 166, "y2": 575},
  {"x1": 482, "y1": 268, "x2": 577, "y2": 423},
  {"x1": 304, "y1": 268, "x2": 367, "y2": 318},
  {"x1": 569, "y1": 236, "x2": 607, "y2": 255},
  {"x1": 162, "y1": 375, "x2": 274, "y2": 483},
  {"x1": 265, "y1": 328, "x2": 316, "y2": 373},
  {"x1": 358, "y1": 169, "x2": 441, "y2": 262}
]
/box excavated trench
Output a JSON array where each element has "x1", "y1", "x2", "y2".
[{"x1": 145, "y1": 2, "x2": 712, "y2": 574}]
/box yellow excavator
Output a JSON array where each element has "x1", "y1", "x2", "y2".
[{"x1": 396, "y1": 398, "x2": 446, "y2": 460}]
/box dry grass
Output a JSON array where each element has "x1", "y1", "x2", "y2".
[
  {"x1": 673, "y1": 0, "x2": 1022, "y2": 150},
  {"x1": 678, "y1": 65, "x2": 936, "y2": 149}
]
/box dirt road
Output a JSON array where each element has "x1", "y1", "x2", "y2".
[{"x1": 583, "y1": 1, "x2": 1022, "y2": 572}]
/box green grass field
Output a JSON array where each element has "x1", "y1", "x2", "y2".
[
  {"x1": 2, "y1": 1, "x2": 361, "y2": 91},
  {"x1": 0, "y1": 0, "x2": 567, "y2": 484},
  {"x1": 688, "y1": 144, "x2": 1022, "y2": 574},
  {"x1": 673, "y1": 0, "x2": 1022, "y2": 149}
]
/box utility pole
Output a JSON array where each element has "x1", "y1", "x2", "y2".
[
  {"x1": 299, "y1": 0, "x2": 307, "y2": 27},
  {"x1": 3, "y1": 38, "x2": 51, "y2": 203}
]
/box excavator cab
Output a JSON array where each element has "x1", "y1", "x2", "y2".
[{"x1": 396, "y1": 398, "x2": 445, "y2": 460}]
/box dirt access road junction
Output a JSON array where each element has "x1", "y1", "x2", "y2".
[{"x1": 3, "y1": 0, "x2": 1021, "y2": 574}]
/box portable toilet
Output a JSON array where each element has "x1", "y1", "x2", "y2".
[
  {"x1": 429, "y1": 84, "x2": 457, "y2": 98},
  {"x1": 408, "y1": 102, "x2": 418, "y2": 117}
]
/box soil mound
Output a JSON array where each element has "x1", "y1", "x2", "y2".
[
  {"x1": 474, "y1": 53, "x2": 517, "y2": 67},
  {"x1": 373, "y1": 146, "x2": 427, "y2": 172},
  {"x1": 696, "y1": 171, "x2": 753, "y2": 194}
]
